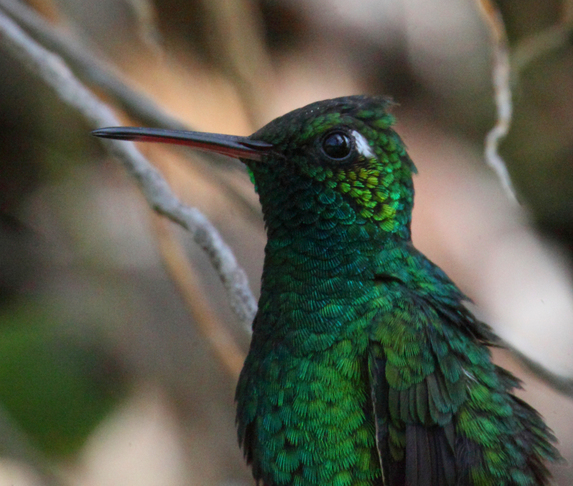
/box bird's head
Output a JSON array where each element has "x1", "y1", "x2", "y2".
[
  {"x1": 93, "y1": 96, "x2": 416, "y2": 242},
  {"x1": 247, "y1": 96, "x2": 416, "y2": 240}
]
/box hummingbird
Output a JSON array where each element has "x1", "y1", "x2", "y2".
[{"x1": 93, "y1": 96, "x2": 560, "y2": 486}]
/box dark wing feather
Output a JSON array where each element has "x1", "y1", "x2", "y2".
[
  {"x1": 369, "y1": 290, "x2": 561, "y2": 486},
  {"x1": 369, "y1": 350, "x2": 458, "y2": 486},
  {"x1": 406, "y1": 423, "x2": 457, "y2": 486}
]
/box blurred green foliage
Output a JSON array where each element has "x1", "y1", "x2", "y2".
[{"x1": 0, "y1": 300, "x2": 126, "y2": 457}]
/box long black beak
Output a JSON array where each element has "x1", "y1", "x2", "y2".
[{"x1": 91, "y1": 127, "x2": 274, "y2": 162}]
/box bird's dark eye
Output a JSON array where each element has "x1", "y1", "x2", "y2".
[{"x1": 321, "y1": 131, "x2": 353, "y2": 160}]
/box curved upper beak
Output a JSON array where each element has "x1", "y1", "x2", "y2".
[{"x1": 91, "y1": 127, "x2": 274, "y2": 162}]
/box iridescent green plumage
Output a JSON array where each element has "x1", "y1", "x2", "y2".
[
  {"x1": 235, "y1": 96, "x2": 560, "y2": 486},
  {"x1": 92, "y1": 95, "x2": 561, "y2": 486}
]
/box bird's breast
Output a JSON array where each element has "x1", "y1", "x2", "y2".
[{"x1": 236, "y1": 323, "x2": 382, "y2": 486}]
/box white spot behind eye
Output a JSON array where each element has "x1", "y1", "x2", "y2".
[{"x1": 351, "y1": 130, "x2": 375, "y2": 159}]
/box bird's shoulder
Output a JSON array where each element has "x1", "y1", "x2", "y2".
[{"x1": 370, "y1": 242, "x2": 497, "y2": 345}]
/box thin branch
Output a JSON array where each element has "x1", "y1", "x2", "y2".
[
  {"x1": 0, "y1": 8, "x2": 257, "y2": 331},
  {"x1": 152, "y1": 215, "x2": 246, "y2": 380},
  {"x1": 0, "y1": 0, "x2": 268, "y2": 223},
  {"x1": 0, "y1": 0, "x2": 269, "y2": 224},
  {"x1": 198, "y1": 0, "x2": 274, "y2": 128},
  {"x1": 125, "y1": 0, "x2": 163, "y2": 54},
  {"x1": 513, "y1": 20, "x2": 573, "y2": 73},
  {"x1": 476, "y1": 0, "x2": 518, "y2": 203},
  {"x1": 0, "y1": 0, "x2": 187, "y2": 131},
  {"x1": 510, "y1": 347, "x2": 573, "y2": 398},
  {"x1": 476, "y1": 3, "x2": 573, "y2": 395}
]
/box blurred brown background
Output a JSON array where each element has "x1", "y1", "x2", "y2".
[{"x1": 0, "y1": 0, "x2": 572, "y2": 484}]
